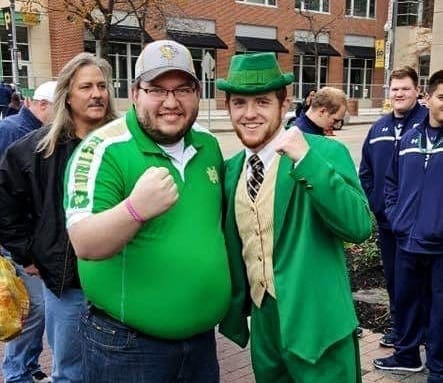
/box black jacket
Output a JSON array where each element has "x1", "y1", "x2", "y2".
[{"x1": 0, "y1": 127, "x2": 81, "y2": 296}]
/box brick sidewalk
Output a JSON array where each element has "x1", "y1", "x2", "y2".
[{"x1": 1, "y1": 328, "x2": 427, "y2": 382}]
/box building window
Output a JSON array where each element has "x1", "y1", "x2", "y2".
[
  {"x1": 293, "y1": 55, "x2": 327, "y2": 99},
  {"x1": 346, "y1": 0, "x2": 375, "y2": 18},
  {"x1": 343, "y1": 58, "x2": 373, "y2": 98},
  {"x1": 85, "y1": 40, "x2": 141, "y2": 98},
  {"x1": 396, "y1": 0, "x2": 433, "y2": 27},
  {"x1": 295, "y1": 0, "x2": 329, "y2": 13},
  {"x1": 0, "y1": 25, "x2": 30, "y2": 88},
  {"x1": 397, "y1": 0, "x2": 418, "y2": 26},
  {"x1": 418, "y1": 55, "x2": 430, "y2": 92},
  {"x1": 237, "y1": 0, "x2": 277, "y2": 6}
]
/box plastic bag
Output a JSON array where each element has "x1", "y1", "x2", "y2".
[{"x1": 0, "y1": 256, "x2": 29, "y2": 341}]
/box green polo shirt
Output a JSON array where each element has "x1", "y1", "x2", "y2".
[{"x1": 64, "y1": 107, "x2": 231, "y2": 339}]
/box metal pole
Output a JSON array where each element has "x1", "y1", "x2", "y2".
[
  {"x1": 9, "y1": 0, "x2": 19, "y2": 90},
  {"x1": 390, "y1": 0, "x2": 397, "y2": 73},
  {"x1": 383, "y1": 0, "x2": 397, "y2": 110}
]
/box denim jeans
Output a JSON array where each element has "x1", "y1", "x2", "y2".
[
  {"x1": 81, "y1": 308, "x2": 220, "y2": 383},
  {"x1": 43, "y1": 286, "x2": 87, "y2": 383},
  {"x1": 2, "y1": 264, "x2": 45, "y2": 383}
]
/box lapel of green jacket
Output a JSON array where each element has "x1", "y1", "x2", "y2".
[
  {"x1": 273, "y1": 155, "x2": 296, "y2": 246},
  {"x1": 221, "y1": 150, "x2": 252, "y2": 347},
  {"x1": 225, "y1": 151, "x2": 245, "y2": 215}
]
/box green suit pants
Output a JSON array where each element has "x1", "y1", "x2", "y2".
[{"x1": 250, "y1": 295, "x2": 362, "y2": 383}]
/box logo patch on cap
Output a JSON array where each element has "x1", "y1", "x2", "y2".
[{"x1": 160, "y1": 44, "x2": 179, "y2": 62}]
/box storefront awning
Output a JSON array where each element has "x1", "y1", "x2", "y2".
[
  {"x1": 168, "y1": 31, "x2": 228, "y2": 49},
  {"x1": 236, "y1": 36, "x2": 288, "y2": 53},
  {"x1": 344, "y1": 45, "x2": 375, "y2": 58},
  {"x1": 295, "y1": 42, "x2": 340, "y2": 56},
  {"x1": 109, "y1": 26, "x2": 152, "y2": 43}
]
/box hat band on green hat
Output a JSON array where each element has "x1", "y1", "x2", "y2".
[{"x1": 228, "y1": 67, "x2": 283, "y2": 86}]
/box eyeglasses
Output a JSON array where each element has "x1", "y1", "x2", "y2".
[{"x1": 138, "y1": 86, "x2": 196, "y2": 100}]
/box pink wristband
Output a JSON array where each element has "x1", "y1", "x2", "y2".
[{"x1": 124, "y1": 198, "x2": 146, "y2": 223}]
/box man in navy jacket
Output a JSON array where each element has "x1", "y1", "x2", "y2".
[
  {"x1": 0, "y1": 81, "x2": 56, "y2": 154},
  {"x1": 286, "y1": 88, "x2": 343, "y2": 136},
  {"x1": 359, "y1": 67, "x2": 427, "y2": 348},
  {"x1": 373, "y1": 70, "x2": 443, "y2": 383}
]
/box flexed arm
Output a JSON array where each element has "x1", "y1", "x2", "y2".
[
  {"x1": 66, "y1": 167, "x2": 178, "y2": 260},
  {"x1": 276, "y1": 127, "x2": 371, "y2": 243}
]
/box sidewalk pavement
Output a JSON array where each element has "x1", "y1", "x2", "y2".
[{"x1": 0, "y1": 328, "x2": 428, "y2": 382}]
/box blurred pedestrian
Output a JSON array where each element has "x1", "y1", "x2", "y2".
[
  {"x1": 295, "y1": 88, "x2": 316, "y2": 118},
  {"x1": 0, "y1": 82, "x2": 13, "y2": 118},
  {"x1": 5, "y1": 92, "x2": 22, "y2": 117},
  {"x1": 288, "y1": 87, "x2": 345, "y2": 136}
]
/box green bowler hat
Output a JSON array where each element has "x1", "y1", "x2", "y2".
[{"x1": 216, "y1": 52, "x2": 294, "y2": 94}]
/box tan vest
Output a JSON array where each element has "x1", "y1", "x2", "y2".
[{"x1": 235, "y1": 155, "x2": 279, "y2": 307}]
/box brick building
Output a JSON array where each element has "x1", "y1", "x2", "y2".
[{"x1": 1, "y1": 0, "x2": 395, "y2": 108}]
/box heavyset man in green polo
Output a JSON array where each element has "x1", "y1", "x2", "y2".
[
  {"x1": 64, "y1": 40, "x2": 231, "y2": 382},
  {"x1": 217, "y1": 52, "x2": 372, "y2": 383}
]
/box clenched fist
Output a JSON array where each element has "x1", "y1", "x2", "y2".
[
  {"x1": 128, "y1": 167, "x2": 178, "y2": 221},
  {"x1": 274, "y1": 126, "x2": 309, "y2": 162}
]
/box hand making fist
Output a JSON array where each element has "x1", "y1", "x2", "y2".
[
  {"x1": 274, "y1": 126, "x2": 309, "y2": 162},
  {"x1": 129, "y1": 167, "x2": 178, "y2": 221}
]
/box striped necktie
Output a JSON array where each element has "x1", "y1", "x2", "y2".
[{"x1": 247, "y1": 154, "x2": 264, "y2": 201}]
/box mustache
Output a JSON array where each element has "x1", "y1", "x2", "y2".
[{"x1": 88, "y1": 100, "x2": 105, "y2": 107}]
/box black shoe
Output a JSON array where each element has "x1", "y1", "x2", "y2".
[
  {"x1": 379, "y1": 330, "x2": 396, "y2": 348},
  {"x1": 356, "y1": 326, "x2": 363, "y2": 338},
  {"x1": 31, "y1": 370, "x2": 52, "y2": 383},
  {"x1": 373, "y1": 355, "x2": 424, "y2": 372}
]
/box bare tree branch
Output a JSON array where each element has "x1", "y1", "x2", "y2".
[
  {"x1": 34, "y1": 0, "x2": 191, "y2": 60},
  {"x1": 293, "y1": 4, "x2": 345, "y2": 87}
]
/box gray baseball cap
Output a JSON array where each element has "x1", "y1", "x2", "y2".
[{"x1": 134, "y1": 40, "x2": 199, "y2": 83}]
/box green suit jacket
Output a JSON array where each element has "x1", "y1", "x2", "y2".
[{"x1": 220, "y1": 133, "x2": 371, "y2": 364}]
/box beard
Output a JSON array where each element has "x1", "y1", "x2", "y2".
[
  {"x1": 234, "y1": 117, "x2": 282, "y2": 150},
  {"x1": 136, "y1": 108, "x2": 198, "y2": 145}
]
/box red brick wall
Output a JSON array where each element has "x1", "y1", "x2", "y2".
[
  {"x1": 46, "y1": 0, "x2": 388, "y2": 106},
  {"x1": 47, "y1": 0, "x2": 87, "y2": 76}
]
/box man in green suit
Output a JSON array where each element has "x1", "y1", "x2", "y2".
[{"x1": 216, "y1": 52, "x2": 372, "y2": 383}]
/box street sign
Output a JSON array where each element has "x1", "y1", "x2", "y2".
[
  {"x1": 202, "y1": 52, "x2": 215, "y2": 80},
  {"x1": 3, "y1": 8, "x2": 11, "y2": 31},
  {"x1": 375, "y1": 40, "x2": 385, "y2": 68}
]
